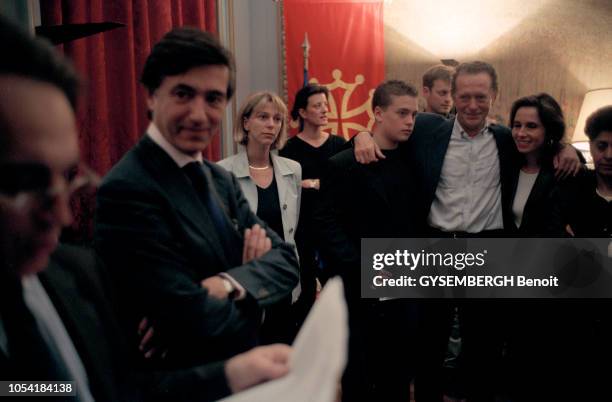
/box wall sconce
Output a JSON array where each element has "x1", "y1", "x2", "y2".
[{"x1": 572, "y1": 88, "x2": 612, "y2": 169}]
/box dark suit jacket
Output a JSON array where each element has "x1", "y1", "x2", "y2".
[
  {"x1": 0, "y1": 245, "x2": 137, "y2": 402},
  {"x1": 0, "y1": 244, "x2": 242, "y2": 402},
  {"x1": 393, "y1": 114, "x2": 518, "y2": 399},
  {"x1": 94, "y1": 135, "x2": 299, "y2": 367},
  {"x1": 507, "y1": 164, "x2": 567, "y2": 235},
  {"x1": 504, "y1": 169, "x2": 612, "y2": 400},
  {"x1": 401, "y1": 113, "x2": 518, "y2": 231}
]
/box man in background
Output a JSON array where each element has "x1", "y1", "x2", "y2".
[{"x1": 422, "y1": 64, "x2": 454, "y2": 118}]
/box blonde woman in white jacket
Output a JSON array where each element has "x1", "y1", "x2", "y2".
[{"x1": 218, "y1": 91, "x2": 301, "y2": 344}]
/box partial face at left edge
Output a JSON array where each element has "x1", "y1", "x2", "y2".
[{"x1": 0, "y1": 76, "x2": 79, "y2": 277}]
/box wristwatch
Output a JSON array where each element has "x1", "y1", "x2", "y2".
[{"x1": 221, "y1": 277, "x2": 236, "y2": 297}]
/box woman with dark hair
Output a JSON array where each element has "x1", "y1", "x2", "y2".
[
  {"x1": 504, "y1": 93, "x2": 592, "y2": 400},
  {"x1": 282, "y1": 84, "x2": 346, "y2": 191},
  {"x1": 508, "y1": 93, "x2": 567, "y2": 234},
  {"x1": 279, "y1": 84, "x2": 346, "y2": 324}
]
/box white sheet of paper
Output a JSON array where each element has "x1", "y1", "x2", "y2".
[{"x1": 218, "y1": 277, "x2": 348, "y2": 402}]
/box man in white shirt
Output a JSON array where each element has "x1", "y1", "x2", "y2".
[{"x1": 353, "y1": 61, "x2": 581, "y2": 401}]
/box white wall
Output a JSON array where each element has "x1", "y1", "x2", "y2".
[{"x1": 219, "y1": 0, "x2": 282, "y2": 157}]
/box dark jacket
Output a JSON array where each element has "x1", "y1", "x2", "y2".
[
  {"x1": 402, "y1": 113, "x2": 518, "y2": 231},
  {"x1": 95, "y1": 135, "x2": 299, "y2": 367}
]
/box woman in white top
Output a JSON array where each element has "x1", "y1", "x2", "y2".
[
  {"x1": 509, "y1": 93, "x2": 567, "y2": 235},
  {"x1": 505, "y1": 93, "x2": 574, "y2": 400},
  {"x1": 217, "y1": 91, "x2": 301, "y2": 344}
]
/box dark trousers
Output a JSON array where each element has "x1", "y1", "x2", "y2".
[
  {"x1": 292, "y1": 226, "x2": 319, "y2": 330},
  {"x1": 457, "y1": 302, "x2": 505, "y2": 402},
  {"x1": 414, "y1": 302, "x2": 455, "y2": 402},
  {"x1": 504, "y1": 300, "x2": 612, "y2": 401},
  {"x1": 342, "y1": 299, "x2": 419, "y2": 402},
  {"x1": 422, "y1": 227, "x2": 506, "y2": 402},
  {"x1": 259, "y1": 296, "x2": 295, "y2": 345}
]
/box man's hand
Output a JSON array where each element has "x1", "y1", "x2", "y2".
[
  {"x1": 225, "y1": 344, "x2": 292, "y2": 393},
  {"x1": 202, "y1": 223, "x2": 273, "y2": 299},
  {"x1": 301, "y1": 179, "x2": 320, "y2": 190},
  {"x1": 354, "y1": 131, "x2": 384, "y2": 164},
  {"x1": 201, "y1": 276, "x2": 230, "y2": 299},
  {"x1": 242, "y1": 224, "x2": 272, "y2": 263},
  {"x1": 553, "y1": 144, "x2": 582, "y2": 179},
  {"x1": 138, "y1": 317, "x2": 167, "y2": 360}
]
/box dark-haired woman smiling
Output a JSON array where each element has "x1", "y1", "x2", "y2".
[
  {"x1": 504, "y1": 93, "x2": 583, "y2": 400},
  {"x1": 508, "y1": 93, "x2": 567, "y2": 234}
]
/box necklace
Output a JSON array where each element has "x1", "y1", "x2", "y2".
[
  {"x1": 520, "y1": 166, "x2": 540, "y2": 174},
  {"x1": 248, "y1": 164, "x2": 270, "y2": 170}
]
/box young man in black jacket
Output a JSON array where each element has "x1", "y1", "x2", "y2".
[{"x1": 315, "y1": 80, "x2": 420, "y2": 402}]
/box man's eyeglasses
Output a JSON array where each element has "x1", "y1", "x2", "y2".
[{"x1": 0, "y1": 161, "x2": 100, "y2": 207}]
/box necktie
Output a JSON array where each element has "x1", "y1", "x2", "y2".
[
  {"x1": 183, "y1": 162, "x2": 234, "y2": 250},
  {"x1": 0, "y1": 275, "x2": 70, "y2": 381}
]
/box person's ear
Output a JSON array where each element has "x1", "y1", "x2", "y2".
[
  {"x1": 491, "y1": 90, "x2": 498, "y2": 104},
  {"x1": 146, "y1": 92, "x2": 156, "y2": 118},
  {"x1": 374, "y1": 106, "x2": 384, "y2": 123}
]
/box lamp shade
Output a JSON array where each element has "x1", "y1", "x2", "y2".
[{"x1": 573, "y1": 88, "x2": 612, "y2": 142}]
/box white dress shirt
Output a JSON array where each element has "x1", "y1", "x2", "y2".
[{"x1": 428, "y1": 118, "x2": 504, "y2": 232}]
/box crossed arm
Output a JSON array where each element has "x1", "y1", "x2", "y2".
[{"x1": 95, "y1": 175, "x2": 299, "y2": 362}]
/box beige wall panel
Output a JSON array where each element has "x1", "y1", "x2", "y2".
[{"x1": 384, "y1": 0, "x2": 612, "y2": 140}]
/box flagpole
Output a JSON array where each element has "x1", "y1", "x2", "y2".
[{"x1": 302, "y1": 32, "x2": 310, "y2": 87}]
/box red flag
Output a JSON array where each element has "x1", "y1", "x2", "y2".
[{"x1": 284, "y1": 0, "x2": 385, "y2": 139}]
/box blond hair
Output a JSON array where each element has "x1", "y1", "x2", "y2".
[{"x1": 234, "y1": 91, "x2": 288, "y2": 149}]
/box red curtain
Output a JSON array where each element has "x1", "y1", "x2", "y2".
[
  {"x1": 284, "y1": 0, "x2": 385, "y2": 139},
  {"x1": 40, "y1": 0, "x2": 218, "y2": 242}
]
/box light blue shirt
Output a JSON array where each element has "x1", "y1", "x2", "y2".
[{"x1": 428, "y1": 118, "x2": 504, "y2": 232}]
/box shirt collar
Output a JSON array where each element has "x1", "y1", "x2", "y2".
[
  {"x1": 146, "y1": 123, "x2": 203, "y2": 167},
  {"x1": 453, "y1": 117, "x2": 490, "y2": 140},
  {"x1": 595, "y1": 187, "x2": 612, "y2": 203}
]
